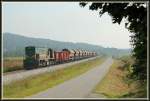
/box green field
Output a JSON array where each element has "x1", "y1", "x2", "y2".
[{"x1": 3, "y1": 57, "x2": 105, "y2": 98}]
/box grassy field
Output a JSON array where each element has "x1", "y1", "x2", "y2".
[
  {"x1": 3, "y1": 57, "x2": 105, "y2": 98},
  {"x1": 92, "y1": 56, "x2": 147, "y2": 98},
  {"x1": 3, "y1": 57, "x2": 24, "y2": 73}
]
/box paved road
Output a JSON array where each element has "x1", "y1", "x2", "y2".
[
  {"x1": 27, "y1": 57, "x2": 113, "y2": 98},
  {"x1": 3, "y1": 57, "x2": 98, "y2": 85}
]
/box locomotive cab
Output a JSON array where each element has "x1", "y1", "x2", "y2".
[
  {"x1": 48, "y1": 48, "x2": 55, "y2": 65},
  {"x1": 23, "y1": 46, "x2": 38, "y2": 69}
]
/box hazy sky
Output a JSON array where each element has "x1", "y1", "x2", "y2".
[{"x1": 2, "y1": 2, "x2": 132, "y2": 49}]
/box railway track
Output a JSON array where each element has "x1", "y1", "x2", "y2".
[
  {"x1": 3, "y1": 70, "x2": 26, "y2": 76},
  {"x1": 3, "y1": 56, "x2": 99, "y2": 85}
]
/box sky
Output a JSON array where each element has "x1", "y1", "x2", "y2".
[{"x1": 2, "y1": 2, "x2": 132, "y2": 49}]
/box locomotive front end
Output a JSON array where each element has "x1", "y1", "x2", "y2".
[{"x1": 23, "y1": 46, "x2": 38, "y2": 69}]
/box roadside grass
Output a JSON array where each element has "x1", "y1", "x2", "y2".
[
  {"x1": 3, "y1": 57, "x2": 105, "y2": 98},
  {"x1": 92, "y1": 57, "x2": 147, "y2": 98},
  {"x1": 3, "y1": 57, "x2": 23, "y2": 73},
  {"x1": 93, "y1": 60, "x2": 130, "y2": 98}
]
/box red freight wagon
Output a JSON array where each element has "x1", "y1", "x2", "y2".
[
  {"x1": 61, "y1": 50, "x2": 69, "y2": 62},
  {"x1": 55, "y1": 52, "x2": 63, "y2": 63},
  {"x1": 55, "y1": 51, "x2": 69, "y2": 63},
  {"x1": 62, "y1": 49, "x2": 75, "y2": 61}
]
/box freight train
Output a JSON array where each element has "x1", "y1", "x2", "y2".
[{"x1": 23, "y1": 46, "x2": 97, "y2": 69}]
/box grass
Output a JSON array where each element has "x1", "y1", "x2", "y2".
[
  {"x1": 93, "y1": 60, "x2": 130, "y2": 98},
  {"x1": 92, "y1": 57, "x2": 147, "y2": 98},
  {"x1": 3, "y1": 57, "x2": 24, "y2": 73},
  {"x1": 4, "y1": 57, "x2": 24, "y2": 60},
  {"x1": 3, "y1": 57, "x2": 105, "y2": 98}
]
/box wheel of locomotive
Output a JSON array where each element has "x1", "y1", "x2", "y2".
[
  {"x1": 48, "y1": 60, "x2": 50, "y2": 66},
  {"x1": 42, "y1": 60, "x2": 44, "y2": 67},
  {"x1": 40, "y1": 60, "x2": 43, "y2": 67},
  {"x1": 48, "y1": 60, "x2": 52, "y2": 66},
  {"x1": 45, "y1": 61, "x2": 47, "y2": 67}
]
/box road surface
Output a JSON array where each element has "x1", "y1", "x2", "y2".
[
  {"x1": 3, "y1": 57, "x2": 98, "y2": 85},
  {"x1": 27, "y1": 57, "x2": 113, "y2": 98}
]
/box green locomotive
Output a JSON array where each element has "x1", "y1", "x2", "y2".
[{"x1": 23, "y1": 46, "x2": 55, "y2": 69}]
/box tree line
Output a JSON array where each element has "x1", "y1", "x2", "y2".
[{"x1": 79, "y1": 2, "x2": 147, "y2": 82}]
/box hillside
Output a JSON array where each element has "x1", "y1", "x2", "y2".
[{"x1": 3, "y1": 32, "x2": 131, "y2": 57}]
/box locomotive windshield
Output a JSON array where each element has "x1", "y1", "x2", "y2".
[{"x1": 25, "y1": 46, "x2": 35, "y2": 57}]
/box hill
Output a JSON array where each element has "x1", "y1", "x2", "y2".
[{"x1": 3, "y1": 32, "x2": 131, "y2": 57}]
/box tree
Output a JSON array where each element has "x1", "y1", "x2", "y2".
[{"x1": 79, "y1": 2, "x2": 147, "y2": 81}]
